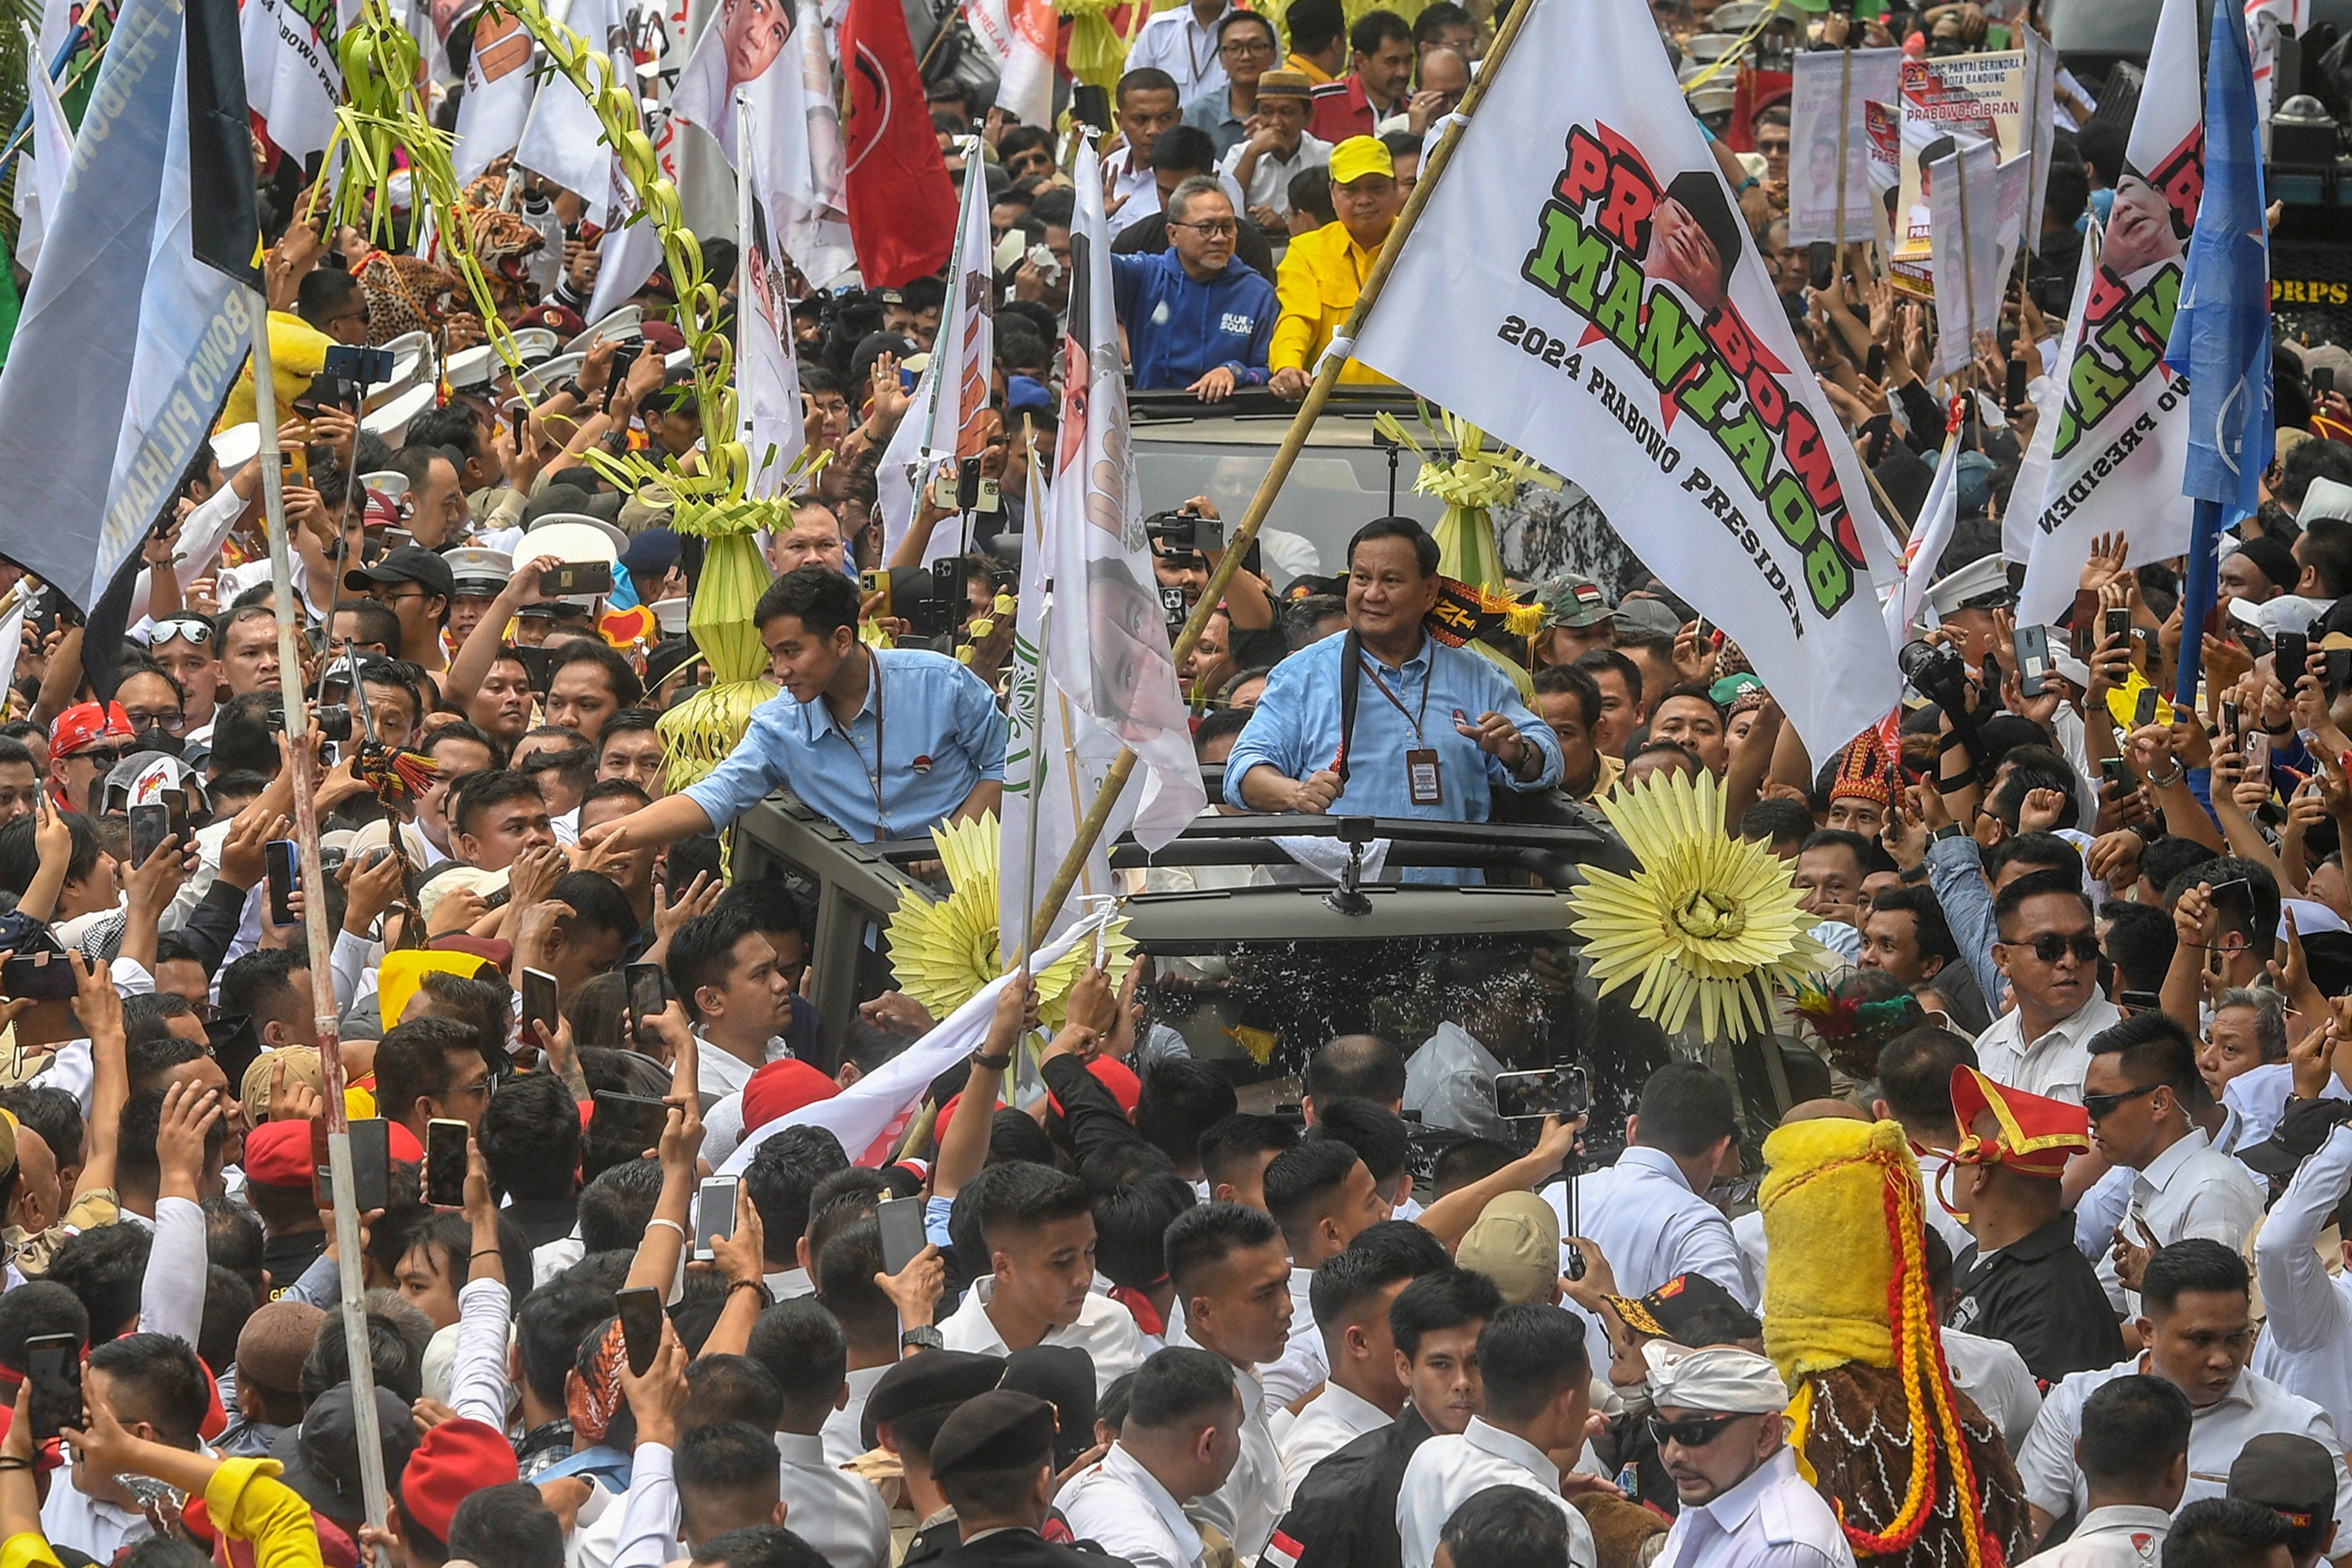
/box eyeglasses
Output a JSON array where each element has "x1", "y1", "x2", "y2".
[
  {"x1": 1646, "y1": 1412, "x2": 1746, "y2": 1449},
  {"x1": 121, "y1": 708, "x2": 183, "y2": 731},
  {"x1": 1998, "y1": 931, "x2": 2102, "y2": 965},
  {"x1": 1220, "y1": 37, "x2": 1275, "y2": 54},
  {"x1": 1171, "y1": 219, "x2": 1240, "y2": 238},
  {"x1": 2083, "y1": 1081, "x2": 2163, "y2": 1122},
  {"x1": 69, "y1": 745, "x2": 134, "y2": 771},
  {"x1": 445, "y1": 1079, "x2": 494, "y2": 1101},
  {"x1": 150, "y1": 616, "x2": 214, "y2": 647}
]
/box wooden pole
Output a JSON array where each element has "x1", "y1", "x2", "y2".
[
  {"x1": 1023, "y1": 0, "x2": 1546, "y2": 954},
  {"x1": 250, "y1": 297, "x2": 395, "y2": 1562}
]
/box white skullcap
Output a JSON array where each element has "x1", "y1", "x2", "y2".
[{"x1": 1643, "y1": 1341, "x2": 1789, "y2": 1415}]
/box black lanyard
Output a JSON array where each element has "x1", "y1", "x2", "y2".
[
  {"x1": 853, "y1": 651, "x2": 886, "y2": 831},
  {"x1": 1359, "y1": 651, "x2": 1432, "y2": 743}
]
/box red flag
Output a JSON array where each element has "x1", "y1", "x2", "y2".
[{"x1": 838, "y1": 0, "x2": 957, "y2": 287}]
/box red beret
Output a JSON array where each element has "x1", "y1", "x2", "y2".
[
  {"x1": 1045, "y1": 1057, "x2": 1141, "y2": 1119},
  {"x1": 398, "y1": 1417, "x2": 516, "y2": 1542},
  {"x1": 241, "y1": 1119, "x2": 316, "y2": 1189},
  {"x1": 741, "y1": 1058, "x2": 838, "y2": 1134}
]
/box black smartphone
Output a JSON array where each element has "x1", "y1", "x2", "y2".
[
  {"x1": 349, "y1": 1117, "x2": 391, "y2": 1213},
  {"x1": 2117, "y1": 988, "x2": 2164, "y2": 1014},
  {"x1": 322, "y1": 343, "x2": 395, "y2": 386},
  {"x1": 206, "y1": 1013, "x2": 263, "y2": 1107},
  {"x1": 265, "y1": 839, "x2": 299, "y2": 928},
  {"x1": 694, "y1": 1175, "x2": 739, "y2": 1261},
  {"x1": 2133, "y1": 687, "x2": 2159, "y2": 727},
  {"x1": 2223, "y1": 699, "x2": 2241, "y2": 737},
  {"x1": 163, "y1": 788, "x2": 189, "y2": 854},
  {"x1": 2104, "y1": 606, "x2": 2131, "y2": 644},
  {"x1": 616, "y1": 1286, "x2": 664, "y2": 1377},
  {"x1": 510, "y1": 404, "x2": 527, "y2": 449},
  {"x1": 542, "y1": 561, "x2": 614, "y2": 597},
  {"x1": 1808, "y1": 240, "x2": 1835, "y2": 292},
  {"x1": 128, "y1": 803, "x2": 169, "y2": 870},
  {"x1": 425, "y1": 1117, "x2": 469, "y2": 1208},
  {"x1": 2327, "y1": 649, "x2": 2352, "y2": 690},
  {"x1": 522, "y1": 967, "x2": 557, "y2": 1047},
  {"x1": 591, "y1": 1091, "x2": 673, "y2": 1154},
  {"x1": 877, "y1": 1195, "x2": 928, "y2": 1276},
  {"x1": 25, "y1": 1333, "x2": 81, "y2": 1442},
  {"x1": 625, "y1": 962, "x2": 665, "y2": 1047},
  {"x1": 604, "y1": 343, "x2": 642, "y2": 413},
  {"x1": 2, "y1": 947, "x2": 79, "y2": 1001},
  {"x1": 2278, "y1": 630, "x2": 2310, "y2": 684},
  {"x1": 2004, "y1": 355, "x2": 2028, "y2": 413},
  {"x1": 2317, "y1": 366, "x2": 2337, "y2": 397},
  {"x1": 1865, "y1": 343, "x2": 1886, "y2": 382},
  {"x1": 2101, "y1": 755, "x2": 2133, "y2": 790},
  {"x1": 1071, "y1": 83, "x2": 1110, "y2": 133},
  {"x1": 2012, "y1": 623, "x2": 2051, "y2": 697}
]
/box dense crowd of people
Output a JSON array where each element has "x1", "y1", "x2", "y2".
[{"x1": 0, "y1": 0, "x2": 2348, "y2": 1562}]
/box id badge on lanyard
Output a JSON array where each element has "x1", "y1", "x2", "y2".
[{"x1": 1406, "y1": 747, "x2": 1442, "y2": 806}]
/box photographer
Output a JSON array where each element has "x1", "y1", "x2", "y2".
[{"x1": 1151, "y1": 497, "x2": 1282, "y2": 674}]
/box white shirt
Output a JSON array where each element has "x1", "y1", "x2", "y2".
[
  {"x1": 940, "y1": 1275, "x2": 1147, "y2": 1396},
  {"x1": 1279, "y1": 1380, "x2": 1391, "y2": 1505},
  {"x1": 2097, "y1": 1127, "x2": 2267, "y2": 1312},
  {"x1": 1551, "y1": 1145, "x2": 1752, "y2": 1377},
  {"x1": 1218, "y1": 132, "x2": 1333, "y2": 215},
  {"x1": 1259, "y1": 1266, "x2": 1328, "y2": 1413},
  {"x1": 2254, "y1": 1122, "x2": 2352, "y2": 1436},
  {"x1": 1104, "y1": 146, "x2": 1252, "y2": 237},
  {"x1": 777, "y1": 1430, "x2": 892, "y2": 1568},
  {"x1": 1395, "y1": 1417, "x2": 1598, "y2": 1568},
  {"x1": 1972, "y1": 994, "x2": 2123, "y2": 1106},
  {"x1": 2003, "y1": 1504, "x2": 2167, "y2": 1568},
  {"x1": 1651, "y1": 1446, "x2": 1856, "y2": 1568},
  {"x1": 1183, "y1": 1336, "x2": 1282, "y2": 1559},
  {"x1": 691, "y1": 1031, "x2": 793, "y2": 1099},
  {"x1": 1125, "y1": 1, "x2": 1231, "y2": 108},
  {"x1": 2017, "y1": 1356, "x2": 2352, "y2": 1526},
  {"x1": 823, "y1": 1363, "x2": 892, "y2": 1465},
  {"x1": 41, "y1": 1470, "x2": 150, "y2": 1563},
  {"x1": 1941, "y1": 1326, "x2": 2043, "y2": 1453},
  {"x1": 1058, "y1": 1442, "x2": 1208, "y2": 1568},
  {"x1": 2224, "y1": 1061, "x2": 2351, "y2": 1150}
]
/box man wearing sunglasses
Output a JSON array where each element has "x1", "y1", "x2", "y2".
[
  {"x1": 2083, "y1": 1014, "x2": 2264, "y2": 1314},
  {"x1": 1641, "y1": 1344, "x2": 1847, "y2": 1566},
  {"x1": 45, "y1": 702, "x2": 137, "y2": 815},
  {"x1": 146, "y1": 616, "x2": 221, "y2": 753},
  {"x1": 1972, "y1": 868, "x2": 2121, "y2": 1106}
]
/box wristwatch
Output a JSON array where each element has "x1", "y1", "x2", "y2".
[
  {"x1": 970, "y1": 1048, "x2": 1013, "y2": 1071},
  {"x1": 1930, "y1": 823, "x2": 1965, "y2": 841},
  {"x1": 900, "y1": 1325, "x2": 944, "y2": 1352}
]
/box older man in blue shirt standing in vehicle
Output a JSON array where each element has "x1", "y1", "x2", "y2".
[
  {"x1": 1225, "y1": 517, "x2": 1561, "y2": 881},
  {"x1": 580, "y1": 566, "x2": 1007, "y2": 852}
]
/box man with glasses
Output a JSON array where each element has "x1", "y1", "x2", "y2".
[
  {"x1": 146, "y1": 617, "x2": 222, "y2": 751},
  {"x1": 1642, "y1": 1345, "x2": 1847, "y2": 1567},
  {"x1": 2084, "y1": 1014, "x2": 2264, "y2": 1313},
  {"x1": 1112, "y1": 178, "x2": 1278, "y2": 400},
  {"x1": 1221, "y1": 70, "x2": 1331, "y2": 229},
  {"x1": 2014, "y1": 1241, "x2": 2352, "y2": 1552},
  {"x1": 46, "y1": 702, "x2": 137, "y2": 814},
  {"x1": 1973, "y1": 868, "x2": 2122, "y2": 1105},
  {"x1": 1185, "y1": 12, "x2": 1284, "y2": 158}
]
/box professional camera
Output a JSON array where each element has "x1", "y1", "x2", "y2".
[
  {"x1": 1146, "y1": 507, "x2": 1224, "y2": 559},
  {"x1": 1897, "y1": 638, "x2": 1972, "y2": 714}
]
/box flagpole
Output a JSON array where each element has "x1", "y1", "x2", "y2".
[
  {"x1": 249, "y1": 296, "x2": 396, "y2": 1561},
  {"x1": 1025, "y1": 0, "x2": 1545, "y2": 951},
  {"x1": 910, "y1": 135, "x2": 983, "y2": 480}
]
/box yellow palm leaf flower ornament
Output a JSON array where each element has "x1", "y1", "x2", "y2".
[
  {"x1": 1564, "y1": 770, "x2": 1830, "y2": 1040},
  {"x1": 886, "y1": 814, "x2": 1135, "y2": 1024}
]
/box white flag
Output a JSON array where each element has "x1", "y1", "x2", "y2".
[
  {"x1": 586, "y1": 212, "x2": 666, "y2": 322},
  {"x1": 737, "y1": 100, "x2": 807, "y2": 499},
  {"x1": 2006, "y1": 217, "x2": 2100, "y2": 564},
  {"x1": 1044, "y1": 138, "x2": 1208, "y2": 854},
  {"x1": 960, "y1": 0, "x2": 1055, "y2": 132},
  {"x1": 450, "y1": 7, "x2": 536, "y2": 182},
  {"x1": 880, "y1": 156, "x2": 995, "y2": 565},
  {"x1": 2248, "y1": 0, "x2": 2306, "y2": 121},
  {"x1": 240, "y1": 0, "x2": 358, "y2": 163},
  {"x1": 999, "y1": 447, "x2": 1130, "y2": 964},
  {"x1": 0, "y1": 599, "x2": 27, "y2": 704},
  {"x1": 1925, "y1": 139, "x2": 2029, "y2": 379},
  {"x1": 515, "y1": 0, "x2": 627, "y2": 225},
  {"x1": 1347, "y1": 0, "x2": 1902, "y2": 761},
  {"x1": 2016, "y1": 0, "x2": 2203, "y2": 627},
  {"x1": 1885, "y1": 430, "x2": 1962, "y2": 656},
  {"x1": 1786, "y1": 48, "x2": 1903, "y2": 248},
  {"x1": 14, "y1": 23, "x2": 72, "y2": 276},
  {"x1": 669, "y1": 0, "x2": 853, "y2": 284}
]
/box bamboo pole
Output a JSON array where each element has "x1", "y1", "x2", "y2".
[{"x1": 1023, "y1": 0, "x2": 1546, "y2": 954}]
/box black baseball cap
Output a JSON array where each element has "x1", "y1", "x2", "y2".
[{"x1": 346, "y1": 546, "x2": 456, "y2": 600}]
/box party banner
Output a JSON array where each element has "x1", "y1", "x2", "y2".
[
  {"x1": 1925, "y1": 139, "x2": 2029, "y2": 379},
  {"x1": 1349, "y1": 0, "x2": 1903, "y2": 760},
  {"x1": 1787, "y1": 47, "x2": 1903, "y2": 248},
  {"x1": 1893, "y1": 49, "x2": 2027, "y2": 261},
  {"x1": 2016, "y1": 0, "x2": 2203, "y2": 626}
]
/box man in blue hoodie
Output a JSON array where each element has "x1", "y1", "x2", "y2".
[{"x1": 1112, "y1": 177, "x2": 1279, "y2": 402}]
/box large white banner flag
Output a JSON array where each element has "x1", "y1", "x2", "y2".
[
  {"x1": 960, "y1": 0, "x2": 1054, "y2": 131},
  {"x1": 14, "y1": 22, "x2": 72, "y2": 275},
  {"x1": 514, "y1": 0, "x2": 626, "y2": 225},
  {"x1": 1045, "y1": 138, "x2": 1207, "y2": 852},
  {"x1": 2016, "y1": 0, "x2": 2203, "y2": 627},
  {"x1": 880, "y1": 158, "x2": 994, "y2": 563},
  {"x1": 669, "y1": 0, "x2": 854, "y2": 284},
  {"x1": 450, "y1": 8, "x2": 536, "y2": 181},
  {"x1": 738, "y1": 102, "x2": 807, "y2": 498},
  {"x1": 1787, "y1": 47, "x2": 1903, "y2": 248},
  {"x1": 241, "y1": 0, "x2": 358, "y2": 163},
  {"x1": 1349, "y1": 0, "x2": 1902, "y2": 760},
  {"x1": 1926, "y1": 139, "x2": 2030, "y2": 379},
  {"x1": 2006, "y1": 217, "x2": 2100, "y2": 564},
  {"x1": 1885, "y1": 430, "x2": 1961, "y2": 655}
]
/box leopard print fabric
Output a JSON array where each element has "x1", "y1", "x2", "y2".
[
  {"x1": 358, "y1": 187, "x2": 546, "y2": 348},
  {"x1": 1798, "y1": 1363, "x2": 2032, "y2": 1568}
]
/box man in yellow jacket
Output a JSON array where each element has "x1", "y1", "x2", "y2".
[{"x1": 1268, "y1": 136, "x2": 1406, "y2": 398}]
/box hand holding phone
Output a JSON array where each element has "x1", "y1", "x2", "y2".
[
  {"x1": 25, "y1": 1334, "x2": 81, "y2": 1441},
  {"x1": 616, "y1": 1286, "x2": 665, "y2": 1377},
  {"x1": 425, "y1": 1118, "x2": 469, "y2": 1208}
]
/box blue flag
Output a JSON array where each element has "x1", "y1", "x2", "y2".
[{"x1": 2165, "y1": 0, "x2": 2273, "y2": 513}]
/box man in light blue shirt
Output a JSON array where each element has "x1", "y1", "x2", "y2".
[
  {"x1": 581, "y1": 566, "x2": 1006, "y2": 851},
  {"x1": 1224, "y1": 519, "x2": 1559, "y2": 882}
]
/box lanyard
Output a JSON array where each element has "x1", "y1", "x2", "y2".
[
  {"x1": 853, "y1": 651, "x2": 886, "y2": 832},
  {"x1": 1359, "y1": 653, "x2": 1432, "y2": 743}
]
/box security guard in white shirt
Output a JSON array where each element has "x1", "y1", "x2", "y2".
[
  {"x1": 1643, "y1": 1343, "x2": 1856, "y2": 1568},
  {"x1": 1058, "y1": 1348, "x2": 1242, "y2": 1568},
  {"x1": 2023, "y1": 1374, "x2": 2189, "y2": 1568},
  {"x1": 1167, "y1": 1203, "x2": 1293, "y2": 1560}
]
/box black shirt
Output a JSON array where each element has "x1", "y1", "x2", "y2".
[
  {"x1": 1259, "y1": 1407, "x2": 1433, "y2": 1568},
  {"x1": 930, "y1": 1528, "x2": 1134, "y2": 1568},
  {"x1": 263, "y1": 1228, "x2": 326, "y2": 1298},
  {"x1": 1951, "y1": 1214, "x2": 2124, "y2": 1386}
]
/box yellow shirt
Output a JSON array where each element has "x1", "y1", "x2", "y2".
[
  {"x1": 220, "y1": 311, "x2": 335, "y2": 432},
  {"x1": 1284, "y1": 51, "x2": 1335, "y2": 83},
  {"x1": 1268, "y1": 221, "x2": 1397, "y2": 386},
  {"x1": 2, "y1": 1456, "x2": 323, "y2": 1568}
]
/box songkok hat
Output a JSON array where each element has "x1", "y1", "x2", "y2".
[
  {"x1": 928, "y1": 1390, "x2": 1058, "y2": 1479},
  {"x1": 1257, "y1": 68, "x2": 1313, "y2": 100}
]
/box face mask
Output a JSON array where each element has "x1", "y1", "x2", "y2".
[{"x1": 133, "y1": 727, "x2": 184, "y2": 759}]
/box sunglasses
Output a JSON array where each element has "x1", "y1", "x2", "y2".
[
  {"x1": 149, "y1": 616, "x2": 214, "y2": 647},
  {"x1": 2000, "y1": 931, "x2": 2102, "y2": 965},
  {"x1": 2083, "y1": 1081, "x2": 2163, "y2": 1122},
  {"x1": 70, "y1": 745, "x2": 135, "y2": 771},
  {"x1": 1646, "y1": 1412, "x2": 1746, "y2": 1449}
]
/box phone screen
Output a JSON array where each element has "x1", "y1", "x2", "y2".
[
  {"x1": 694, "y1": 1176, "x2": 739, "y2": 1261},
  {"x1": 128, "y1": 804, "x2": 169, "y2": 869},
  {"x1": 522, "y1": 968, "x2": 558, "y2": 1044},
  {"x1": 617, "y1": 1286, "x2": 665, "y2": 1376},
  {"x1": 1491, "y1": 1067, "x2": 1588, "y2": 1119},
  {"x1": 592, "y1": 1092, "x2": 673, "y2": 1155},
  {"x1": 626, "y1": 963, "x2": 665, "y2": 1045},
  {"x1": 265, "y1": 840, "x2": 299, "y2": 927},
  {"x1": 26, "y1": 1334, "x2": 81, "y2": 1441},
  {"x1": 877, "y1": 1195, "x2": 928, "y2": 1276},
  {"x1": 425, "y1": 1118, "x2": 469, "y2": 1208},
  {"x1": 349, "y1": 1118, "x2": 392, "y2": 1213}
]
